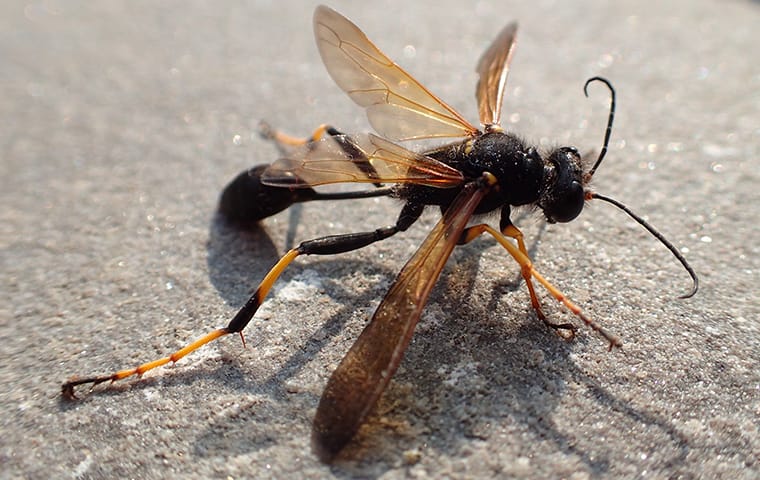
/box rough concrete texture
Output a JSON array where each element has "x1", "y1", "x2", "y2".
[{"x1": 1, "y1": 0, "x2": 758, "y2": 478}]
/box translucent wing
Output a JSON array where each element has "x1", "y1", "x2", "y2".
[
  {"x1": 261, "y1": 133, "x2": 464, "y2": 188},
  {"x1": 311, "y1": 179, "x2": 491, "y2": 461},
  {"x1": 475, "y1": 22, "x2": 518, "y2": 128},
  {"x1": 314, "y1": 5, "x2": 479, "y2": 141}
]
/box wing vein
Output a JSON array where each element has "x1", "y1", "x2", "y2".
[
  {"x1": 314, "y1": 6, "x2": 479, "y2": 141},
  {"x1": 312, "y1": 178, "x2": 492, "y2": 457}
]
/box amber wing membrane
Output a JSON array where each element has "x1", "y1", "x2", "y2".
[
  {"x1": 261, "y1": 133, "x2": 464, "y2": 188},
  {"x1": 311, "y1": 179, "x2": 491, "y2": 461},
  {"x1": 313, "y1": 5, "x2": 479, "y2": 141},
  {"x1": 475, "y1": 22, "x2": 518, "y2": 128}
]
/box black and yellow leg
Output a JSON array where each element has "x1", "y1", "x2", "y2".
[
  {"x1": 501, "y1": 224, "x2": 548, "y2": 319},
  {"x1": 258, "y1": 122, "x2": 383, "y2": 188},
  {"x1": 61, "y1": 248, "x2": 300, "y2": 399},
  {"x1": 225, "y1": 202, "x2": 421, "y2": 337},
  {"x1": 62, "y1": 203, "x2": 424, "y2": 399},
  {"x1": 458, "y1": 223, "x2": 621, "y2": 349},
  {"x1": 458, "y1": 222, "x2": 552, "y2": 327},
  {"x1": 496, "y1": 207, "x2": 550, "y2": 323},
  {"x1": 221, "y1": 123, "x2": 390, "y2": 224},
  {"x1": 259, "y1": 122, "x2": 342, "y2": 147}
]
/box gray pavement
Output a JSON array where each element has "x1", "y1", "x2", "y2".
[{"x1": 1, "y1": 0, "x2": 758, "y2": 478}]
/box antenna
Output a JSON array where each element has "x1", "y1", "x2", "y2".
[
  {"x1": 584, "y1": 76, "x2": 616, "y2": 178},
  {"x1": 589, "y1": 192, "x2": 699, "y2": 298}
]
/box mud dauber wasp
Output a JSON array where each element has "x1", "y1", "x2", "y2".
[{"x1": 63, "y1": 5, "x2": 698, "y2": 462}]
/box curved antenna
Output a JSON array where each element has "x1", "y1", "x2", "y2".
[
  {"x1": 584, "y1": 77, "x2": 616, "y2": 178},
  {"x1": 589, "y1": 192, "x2": 698, "y2": 298}
]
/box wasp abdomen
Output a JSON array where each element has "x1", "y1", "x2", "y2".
[{"x1": 218, "y1": 165, "x2": 317, "y2": 223}]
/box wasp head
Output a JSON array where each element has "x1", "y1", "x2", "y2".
[{"x1": 538, "y1": 146, "x2": 586, "y2": 223}]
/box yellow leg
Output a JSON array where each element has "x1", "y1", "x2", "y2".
[
  {"x1": 62, "y1": 249, "x2": 302, "y2": 399},
  {"x1": 501, "y1": 224, "x2": 547, "y2": 321},
  {"x1": 63, "y1": 211, "x2": 412, "y2": 399},
  {"x1": 259, "y1": 121, "x2": 333, "y2": 147},
  {"x1": 460, "y1": 224, "x2": 545, "y2": 321},
  {"x1": 461, "y1": 224, "x2": 621, "y2": 349}
]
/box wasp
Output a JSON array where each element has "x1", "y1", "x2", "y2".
[{"x1": 63, "y1": 5, "x2": 698, "y2": 462}]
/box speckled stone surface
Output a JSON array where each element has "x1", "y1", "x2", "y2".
[{"x1": 1, "y1": 1, "x2": 758, "y2": 478}]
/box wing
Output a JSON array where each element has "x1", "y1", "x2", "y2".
[
  {"x1": 261, "y1": 133, "x2": 464, "y2": 188},
  {"x1": 311, "y1": 178, "x2": 492, "y2": 461},
  {"x1": 475, "y1": 22, "x2": 518, "y2": 128},
  {"x1": 314, "y1": 5, "x2": 480, "y2": 141}
]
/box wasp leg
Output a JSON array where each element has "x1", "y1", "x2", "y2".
[
  {"x1": 457, "y1": 219, "x2": 567, "y2": 332},
  {"x1": 499, "y1": 208, "x2": 576, "y2": 334},
  {"x1": 62, "y1": 202, "x2": 424, "y2": 399},
  {"x1": 259, "y1": 122, "x2": 343, "y2": 147},
  {"x1": 259, "y1": 122, "x2": 384, "y2": 189},
  {"x1": 492, "y1": 207, "x2": 544, "y2": 316},
  {"x1": 458, "y1": 223, "x2": 621, "y2": 349},
  {"x1": 221, "y1": 123, "x2": 393, "y2": 224},
  {"x1": 500, "y1": 226, "x2": 577, "y2": 335},
  {"x1": 223, "y1": 201, "x2": 423, "y2": 337}
]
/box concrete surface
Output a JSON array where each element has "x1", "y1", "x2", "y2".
[{"x1": 1, "y1": 0, "x2": 758, "y2": 478}]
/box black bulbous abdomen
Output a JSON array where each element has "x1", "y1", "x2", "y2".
[{"x1": 219, "y1": 165, "x2": 318, "y2": 224}]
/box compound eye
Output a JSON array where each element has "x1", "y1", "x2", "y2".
[{"x1": 546, "y1": 181, "x2": 584, "y2": 223}]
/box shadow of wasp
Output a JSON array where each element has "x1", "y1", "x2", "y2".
[{"x1": 63, "y1": 5, "x2": 698, "y2": 462}]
